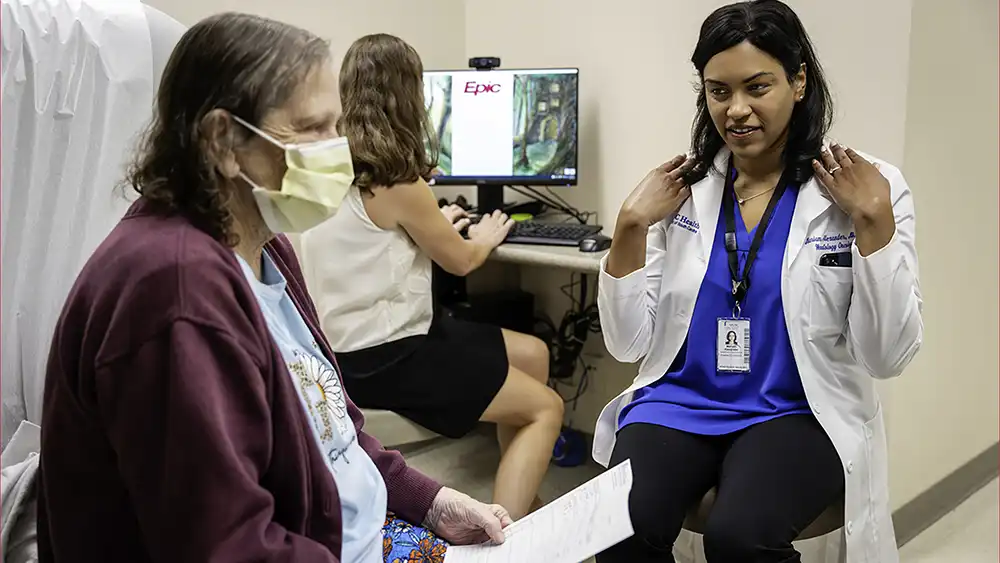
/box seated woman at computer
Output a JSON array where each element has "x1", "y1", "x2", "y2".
[
  {"x1": 300, "y1": 33, "x2": 564, "y2": 521},
  {"x1": 594, "y1": 1, "x2": 922, "y2": 562}
]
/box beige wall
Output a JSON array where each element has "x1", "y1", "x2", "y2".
[
  {"x1": 887, "y1": 0, "x2": 1000, "y2": 508},
  {"x1": 145, "y1": 0, "x2": 467, "y2": 73}
]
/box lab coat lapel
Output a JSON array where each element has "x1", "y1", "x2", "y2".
[
  {"x1": 786, "y1": 177, "x2": 834, "y2": 267},
  {"x1": 689, "y1": 150, "x2": 729, "y2": 260}
]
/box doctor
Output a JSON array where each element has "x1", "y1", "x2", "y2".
[{"x1": 594, "y1": 1, "x2": 922, "y2": 562}]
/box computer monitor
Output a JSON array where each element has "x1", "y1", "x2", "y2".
[{"x1": 423, "y1": 67, "x2": 579, "y2": 190}]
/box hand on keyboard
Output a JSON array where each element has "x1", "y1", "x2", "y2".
[
  {"x1": 441, "y1": 204, "x2": 471, "y2": 232},
  {"x1": 468, "y1": 209, "x2": 514, "y2": 249}
]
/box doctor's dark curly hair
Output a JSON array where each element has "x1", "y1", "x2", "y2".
[{"x1": 124, "y1": 12, "x2": 330, "y2": 245}]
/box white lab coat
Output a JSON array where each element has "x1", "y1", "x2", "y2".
[{"x1": 595, "y1": 148, "x2": 922, "y2": 563}]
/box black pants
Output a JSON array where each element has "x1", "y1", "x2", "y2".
[{"x1": 597, "y1": 414, "x2": 844, "y2": 563}]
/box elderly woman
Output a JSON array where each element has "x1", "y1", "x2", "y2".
[{"x1": 37, "y1": 13, "x2": 509, "y2": 563}]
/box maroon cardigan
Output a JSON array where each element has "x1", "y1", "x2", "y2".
[{"x1": 37, "y1": 199, "x2": 442, "y2": 562}]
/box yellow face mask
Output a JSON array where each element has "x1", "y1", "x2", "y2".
[{"x1": 232, "y1": 115, "x2": 354, "y2": 233}]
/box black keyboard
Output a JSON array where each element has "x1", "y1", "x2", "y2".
[{"x1": 505, "y1": 221, "x2": 603, "y2": 246}]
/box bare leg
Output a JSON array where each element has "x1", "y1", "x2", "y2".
[
  {"x1": 496, "y1": 330, "x2": 554, "y2": 514},
  {"x1": 496, "y1": 330, "x2": 552, "y2": 450},
  {"x1": 481, "y1": 329, "x2": 562, "y2": 520}
]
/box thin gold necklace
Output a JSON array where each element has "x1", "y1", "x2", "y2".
[{"x1": 734, "y1": 185, "x2": 776, "y2": 205}]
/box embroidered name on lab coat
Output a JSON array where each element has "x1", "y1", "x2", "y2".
[{"x1": 805, "y1": 232, "x2": 855, "y2": 252}]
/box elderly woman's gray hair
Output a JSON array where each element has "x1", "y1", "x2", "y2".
[{"x1": 125, "y1": 12, "x2": 330, "y2": 245}]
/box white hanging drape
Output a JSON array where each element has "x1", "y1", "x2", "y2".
[{"x1": 1, "y1": 0, "x2": 184, "y2": 447}]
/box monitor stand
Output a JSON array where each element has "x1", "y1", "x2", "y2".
[{"x1": 476, "y1": 185, "x2": 509, "y2": 214}]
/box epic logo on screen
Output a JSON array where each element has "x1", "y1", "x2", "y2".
[{"x1": 464, "y1": 81, "x2": 501, "y2": 95}]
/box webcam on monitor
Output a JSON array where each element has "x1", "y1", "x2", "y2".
[{"x1": 469, "y1": 56, "x2": 501, "y2": 70}]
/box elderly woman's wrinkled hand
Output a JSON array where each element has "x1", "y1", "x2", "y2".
[{"x1": 423, "y1": 487, "x2": 513, "y2": 545}]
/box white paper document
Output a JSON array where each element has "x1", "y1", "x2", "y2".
[{"x1": 444, "y1": 460, "x2": 634, "y2": 563}]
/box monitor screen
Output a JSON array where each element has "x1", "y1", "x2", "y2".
[{"x1": 423, "y1": 68, "x2": 579, "y2": 186}]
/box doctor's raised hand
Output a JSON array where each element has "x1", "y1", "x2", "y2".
[
  {"x1": 607, "y1": 154, "x2": 694, "y2": 278},
  {"x1": 813, "y1": 144, "x2": 895, "y2": 256},
  {"x1": 619, "y1": 154, "x2": 696, "y2": 227}
]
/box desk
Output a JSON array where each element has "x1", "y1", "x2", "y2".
[{"x1": 490, "y1": 243, "x2": 607, "y2": 274}]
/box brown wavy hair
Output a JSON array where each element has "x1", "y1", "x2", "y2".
[
  {"x1": 337, "y1": 34, "x2": 438, "y2": 194},
  {"x1": 124, "y1": 12, "x2": 330, "y2": 245}
]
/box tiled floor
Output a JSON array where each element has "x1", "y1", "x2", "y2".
[
  {"x1": 405, "y1": 430, "x2": 999, "y2": 562},
  {"x1": 898, "y1": 477, "x2": 999, "y2": 562},
  {"x1": 404, "y1": 428, "x2": 603, "y2": 506}
]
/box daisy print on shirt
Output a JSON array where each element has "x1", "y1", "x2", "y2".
[
  {"x1": 291, "y1": 350, "x2": 350, "y2": 438},
  {"x1": 288, "y1": 349, "x2": 357, "y2": 467}
]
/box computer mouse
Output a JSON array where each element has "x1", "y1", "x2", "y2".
[{"x1": 579, "y1": 233, "x2": 612, "y2": 253}]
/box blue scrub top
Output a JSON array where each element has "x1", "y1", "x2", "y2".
[{"x1": 618, "y1": 182, "x2": 811, "y2": 435}]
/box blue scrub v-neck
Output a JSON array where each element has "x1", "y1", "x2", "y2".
[{"x1": 618, "y1": 183, "x2": 812, "y2": 435}]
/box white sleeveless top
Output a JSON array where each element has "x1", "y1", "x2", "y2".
[{"x1": 300, "y1": 186, "x2": 434, "y2": 353}]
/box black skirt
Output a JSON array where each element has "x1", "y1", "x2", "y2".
[{"x1": 337, "y1": 310, "x2": 509, "y2": 439}]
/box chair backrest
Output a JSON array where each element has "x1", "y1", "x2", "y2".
[{"x1": 0, "y1": 0, "x2": 184, "y2": 447}]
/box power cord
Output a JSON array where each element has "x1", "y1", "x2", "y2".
[
  {"x1": 506, "y1": 185, "x2": 596, "y2": 225},
  {"x1": 439, "y1": 186, "x2": 597, "y2": 225},
  {"x1": 534, "y1": 273, "x2": 601, "y2": 412},
  {"x1": 547, "y1": 273, "x2": 601, "y2": 468}
]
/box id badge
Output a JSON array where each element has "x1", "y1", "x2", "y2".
[{"x1": 717, "y1": 317, "x2": 751, "y2": 373}]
